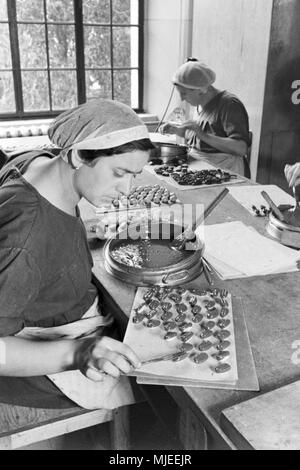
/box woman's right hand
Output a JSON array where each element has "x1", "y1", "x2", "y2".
[
  {"x1": 285, "y1": 163, "x2": 300, "y2": 187},
  {"x1": 74, "y1": 336, "x2": 141, "y2": 382},
  {"x1": 159, "y1": 122, "x2": 186, "y2": 138}
]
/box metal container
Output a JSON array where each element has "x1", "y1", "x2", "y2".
[
  {"x1": 104, "y1": 222, "x2": 204, "y2": 287},
  {"x1": 266, "y1": 210, "x2": 300, "y2": 249},
  {"x1": 149, "y1": 142, "x2": 188, "y2": 165}
]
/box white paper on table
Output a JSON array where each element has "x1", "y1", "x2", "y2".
[
  {"x1": 124, "y1": 288, "x2": 238, "y2": 385},
  {"x1": 199, "y1": 221, "x2": 300, "y2": 278},
  {"x1": 229, "y1": 184, "x2": 294, "y2": 214}
]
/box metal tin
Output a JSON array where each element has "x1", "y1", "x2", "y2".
[
  {"x1": 104, "y1": 222, "x2": 204, "y2": 287},
  {"x1": 149, "y1": 142, "x2": 188, "y2": 164},
  {"x1": 266, "y1": 211, "x2": 300, "y2": 249}
]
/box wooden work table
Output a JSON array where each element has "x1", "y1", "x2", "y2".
[{"x1": 81, "y1": 165, "x2": 300, "y2": 450}]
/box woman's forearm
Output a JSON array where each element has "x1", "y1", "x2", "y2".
[
  {"x1": 197, "y1": 132, "x2": 248, "y2": 157},
  {"x1": 0, "y1": 336, "x2": 78, "y2": 376}
]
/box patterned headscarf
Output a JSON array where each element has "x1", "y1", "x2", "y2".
[{"x1": 48, "y1": 98, "x2": 149, "y2": 159}]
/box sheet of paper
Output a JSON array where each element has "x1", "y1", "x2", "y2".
[
  {"x1": 229, "y1": 184, "x2": 294, "y2": 214},
  {"x1": 124, "y1": 287, "x2": 238, "y2": 385},
  {"x1": 198, "y1": 221, "x2": 300, "y2": 279}
]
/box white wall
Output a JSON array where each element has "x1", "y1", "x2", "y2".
[
  {"x1": 144, "y1": 0, "x2": 273, "y2": 179},
  {"x1": 144, "y1": 0, "x2": 194, "y2": 120}
]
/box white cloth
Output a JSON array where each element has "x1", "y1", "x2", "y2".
[
  {"x1": 16, "y1": 297, "x2": 136, "y2": 410},
  {"x1": 189, "y1": 148, "x2": 245, "y2": 176}
]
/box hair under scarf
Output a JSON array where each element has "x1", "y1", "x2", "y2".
[{"x1": 48, "y1": 98, "x2": 149, "y2": 159}]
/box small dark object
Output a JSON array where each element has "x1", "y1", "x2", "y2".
[
  {"x1": 192, "y1": 353, "x2": 209, "y2": 364},
  {"x1": 179, "y1": 343, "x2": 194, "y2": 353},
  {"x1": 215, "y1": 363, "x2": 231, "y2": 374},
  {"x1": 163, "y1": 321, "x2": 177, "y2": 331},
  {"x1": 198, "y1": 341, "x2": 213, "y2": 352},
  {"x1": 146, "y1": 319, "x2": 161, "y2": 328}
]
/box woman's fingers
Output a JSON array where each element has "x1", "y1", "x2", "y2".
[
  {"x1": 95, "y1": 353, "x2": 133, "y2": 377},
  {"x1": 94, "y1": 337, "x2": 141, "y2": 369},
  {"x1": 85, "y1": 365, "x2": 106, "y2": 382}
]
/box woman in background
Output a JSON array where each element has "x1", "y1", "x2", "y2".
[{"x1": 160, "y1": 59, "x2": 251, "y2": 176}]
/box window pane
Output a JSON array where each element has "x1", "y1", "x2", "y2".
[
  {"x1": 84, "y1": 26, "x2": 110, "y2": 68},
  {"x1": 0, "y1": 24, "x2": 12, "y2": 69},
  {"x1": 86, "y1": 70, "x2": 112, "y2": 100},
  {"x1": 113, "y1": 70, "x2": 132, "y2": 106},
  {"x1": 112, "y1": 0, "x2": 132, "y2": 24},
  {"x1": 0, "y1": 71, "x2": 16, "y2": 113},
  {"x1": 0, "y1": 0, "x2": 8, "y2": 21},
  {"x1": 46, "y1": 0, "x2": 74, "y2": 22},
  {"x1": 48, "y1": 25, "x2": 76, "y2": 68},
  {"x1": 83, "y1": 0, "x2": 110, "y2": 24},
  {"x1": 22, "y1": 70, "x2": 49, "y2": 111},
  {"x1": 50, "y1": 70, "x2": 77, "y2": 110},
  {"x1": 113, "y1": 27, "x2": 138, "y2": 68},
  {"x1": 16, "y1": 0, "x2": 44, "y2": 21},
  {"x1": 19, "y1": 24, "x2": 47, "y2": 68}
]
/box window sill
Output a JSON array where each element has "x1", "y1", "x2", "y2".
[
  {"x1": 0, "y1": 114, "x2": 159, "y2": 152},
  {"x1": 0, "y1": 114, "x2": 159, "y2": 138}
]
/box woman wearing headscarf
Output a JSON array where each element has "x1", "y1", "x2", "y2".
[
  {"x1": 0, "y1": 98, "x2": 154, "y2": 409},
  {"x1": 160, "y1": 59, "x2": 251, "y2": 176}
]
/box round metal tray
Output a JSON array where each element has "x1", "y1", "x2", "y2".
[
  {"x1": 266, "y1": 210, "x2": 300, "y2": 249},
  {"x1": 104, "y1": 222, "x2": 204, "y2": 287}
]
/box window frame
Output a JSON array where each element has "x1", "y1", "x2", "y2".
[{"x1": 0, "y1": 0, "x2": 144, "y2": 120}]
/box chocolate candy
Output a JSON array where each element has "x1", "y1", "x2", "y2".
[
  {"x1": 172, "y1": 352, "x2": 188, "y2": 362},
  {"x1": 220, "y1": 307, "x2": 229, "y2": 318},
  {"x1": 161, "y1": 311, "x2": 173, "y2": 322},
  {"x1": 199, "y1": 329, "x2": 213, "y2": 339},
  {"x1": 163, "y1": 321, "x2": 177, "y2": 331},
  {"x1": 176, "y1": 303, "x2": 188, "y2": 313},
  {"x1": 206, "y1": 309, "x2": 219, "y2": 320},
  {"x1": 180, "y1": 332, "x2": 193, "y2": 343},
  {"x1": 149, "y1": 299, "x2": 160, "y2": 310},
  {"x1": 215, "y1": 363, "x2": 231, "y2": 374},
  {"x1": 204, "y1": 300, "x2": 216, "y2": 309},
  {"x1": 216, "y1": 340, "x2": 231, "y2": 351},
  {"x1": 213, "y1": 351, "x2": 230, "y2": 361},
  {"x1": 146, "y1": 307, "x2": 160, "y2": 319},
  {"x1": 218, "y1": 319, "x2": 231, "y2": 329},
  {"x1": 198, "y1": 341, "x2": 213, "y2": 352},
  {"x1": 175, "y1": 313, "x2": 187, "y2": 323},
  {"x1": 179, "y1": 322, "x2": 193, "y2": 332},
  {"x1": 188, "y1": 296, "x2": 198, "y2": 307},
  {"x1": 191, "y1": 305, "x2": 202, "y2": 315},
  {"x1": 146, "y1": 319, "x2": 161, "y2": 328},
  {"x1": 179, "y1": 343, "x2": 194, "y2": 353},
  {"x1": 161, "y1": 302, "x2": 172, "y2": 311},
  {"x1": 132, "y1": 314, "x2": 144, "y2": 324},
  {"x1": 164, "y1": 331, "x2": 177, "y2": 341},
  {"x1": 203, "y1": 321, "x2": 216, "y2": 330},
  {"x1": 191, "y1": 353, "x2": 209, "y2": 364},
  {"x1": 214, "y1": 329, "x2": 231, "y2": 341},
  {"x1": 169, "y1": 293, "x2": 182, "y2": 303},
  {"x1": 192, "y1": 313, "x2": 203, "y2": 323}
]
